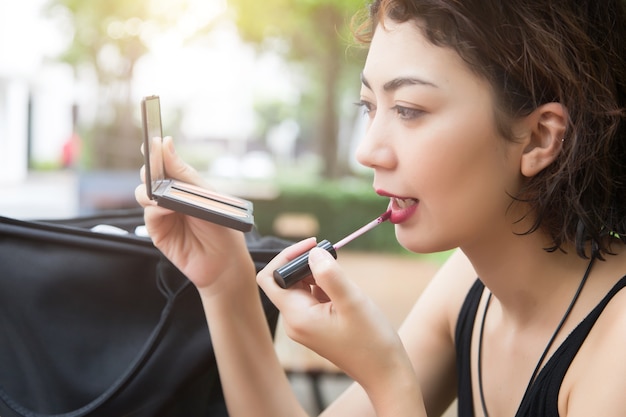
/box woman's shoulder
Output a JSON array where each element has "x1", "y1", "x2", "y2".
[
  {"x1": 560, "y1": 256, "x2": 626, "y2": 416},
  {"x1": 396, "y1": 249, "x2": 479, "y2": 413},
  {"x1": 427, "y1": 249, "x2": 480, "y2": 319},
  {"x1": 400, "y1": 248, "x2": 479, "y2": 337}
]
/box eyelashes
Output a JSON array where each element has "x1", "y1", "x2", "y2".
[
  {"x1": 391, "y1": 105, "x2": 425, "y2": 120},
  {"x1": 354, "y1": 100, "x2": 425, "y2": 121},
  {"x1": 355, "y1": 100, "x2": 375, "y2": 117}
]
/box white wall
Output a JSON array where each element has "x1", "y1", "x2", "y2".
[
  {"x1": 0, "y1": 81, "x2": 29, "y2": 183},
  {"x1": 0, "y1": 1, "x2": 73, "y2": 183}
]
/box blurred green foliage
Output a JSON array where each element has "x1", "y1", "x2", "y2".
[
  {"x1": 45, "y1": 0, "x2": 222, "y2": 170},
  {"x1": 218, "y1": 0, "x2": 369, "y2": 178},
  {"x1": 251, "y1": 181, "x2": 456, "y2": 265},
  {"x1": 251, "y1": 180, "x2": 405, "y2": 252},
  {"x1": 46, "y1": 0, "x2": 371, "y2": 178}
]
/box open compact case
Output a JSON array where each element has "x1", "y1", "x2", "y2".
[{"x1": 141, "y1": 95, "x2": 254, "y2": 232}]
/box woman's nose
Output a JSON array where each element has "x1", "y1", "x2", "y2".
[{"x1": 355, "y1": 119, "x2": 396, "y2": 170}]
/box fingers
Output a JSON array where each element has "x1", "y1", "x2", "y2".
[
  {"x1": 161, "y1": 136, "x2": 207, "y2": 186},
  {"x1": 141, "y1": 136, "x2": 207, "y2": 186},
  {"x1": 256, "y1": 238, "x2": 319, "y2": 295},
  {"x1": 257, "y1": 238, "x2": 317, "y2": 282},
  {"x1": 257, "y1": 241, "x2": 361, "y2": 320},
  {"x1": 135, "y1": 184, "x2": 154, "y2": 208},
  {"x1": 257, "y1": 240, "x2": 355, "y2": 302},
  {"x1": 308, "y1": 247, "x2": 359, "y2": 307}
]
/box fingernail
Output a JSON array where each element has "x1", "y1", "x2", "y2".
[{"x1": 308, "y1": 247, "x2": 333, "y2": 264}]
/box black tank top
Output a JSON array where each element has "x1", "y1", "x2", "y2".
[{"x1": 455, "y1": 276, "x2": 626, "y2": 417}]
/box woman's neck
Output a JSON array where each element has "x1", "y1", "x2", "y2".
[{"x1": 461, "y1": 233, "x2": 592, "y2": 325}]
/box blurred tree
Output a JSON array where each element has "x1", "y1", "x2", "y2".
[
  {"x1": 229, "y1": 0, "x2": 368, "y2": 178},
  {"x1": 45, "y1": 0, "x2": 221, "y2": 170},
  {"x1": 47, "y1": 0, "x2": 368, "y2": 175}
]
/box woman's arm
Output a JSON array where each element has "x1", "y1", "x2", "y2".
[
  {"x1": 137, "y1": 138, "x2": 474, "y2": 417},
  {"x1": 397, "y1": 249, "x2": 477, "y2": 415},
  {"x1": 257, "y1": 246, "x2": 427, "y2": 417},
  {"x1": 319, "y1": 249, "x2": 477, "y2": 417},
  {"x1": 196, "y1": 241, "x2": 321, "y2": 417},
  {"x1": 137, "y1": 138, "x2": 310, "y2": 417}
]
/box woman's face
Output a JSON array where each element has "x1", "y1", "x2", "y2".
[{"x1": 356, "y1": 19, "x2": 526, "y2": 253}]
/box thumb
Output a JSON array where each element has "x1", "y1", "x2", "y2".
[
  {"x1": 162, "y1": 136, "x2": 205, "y2": 185},
  {"x1": 308, "y1": 247, "x2": 357, "y2": 305}
]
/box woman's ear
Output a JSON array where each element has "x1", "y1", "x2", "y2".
[{"x1": 518, "y1": 103, "x2": 567, "y2": 177}]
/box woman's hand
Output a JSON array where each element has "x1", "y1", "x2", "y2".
[
  {"x1": 257, "y1": 244, "x2": 420, "y2": 397},
  {"x1": 135, "y1": 137, "x2": 254, "y2": 290}
]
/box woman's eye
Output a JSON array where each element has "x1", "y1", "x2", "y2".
[
  {"x1": 392, "y1": 105, "x2": 424, "y2": 120},
  {"x1": 355, "y1": 100, "x2": 376, "y2": 117}
]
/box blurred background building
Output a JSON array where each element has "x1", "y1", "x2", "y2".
[{"x1": 0, "y1": 0, "x2": 71, "y2": 183}]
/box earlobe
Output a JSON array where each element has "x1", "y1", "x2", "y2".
[{"x1": 520, "y1": 103, "x2": 567, "y2": 177}]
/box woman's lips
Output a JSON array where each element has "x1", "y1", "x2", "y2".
[{"x1": 387, "y1": 197, "x2": 418, "y2": 224}]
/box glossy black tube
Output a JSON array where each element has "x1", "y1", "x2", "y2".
[{"x1": 273, "y1": 240, "x2": 337, "y2": 288}]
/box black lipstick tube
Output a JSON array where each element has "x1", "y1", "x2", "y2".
[{"x1": 273, "y1": 240, "x2": 337, "y2": 288}]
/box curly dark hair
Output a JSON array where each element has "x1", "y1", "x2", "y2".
[{"x1": 353, "y1": 0, "x2": 626, "y2": 259}]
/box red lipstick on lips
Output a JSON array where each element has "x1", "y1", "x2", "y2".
[
  {"x1": 377, "y1": 190, "x2": 419, "y2": 224},
  {"x1": 388, "y1": 198, "x2": 418, "y2": 224}
]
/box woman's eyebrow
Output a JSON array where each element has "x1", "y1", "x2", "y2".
[{"x1": 360, "y1": 72, "x2": 439, "y2": 91}]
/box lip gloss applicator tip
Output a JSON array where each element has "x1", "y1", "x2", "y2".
[{"x1": 272, "y1": 209, "x2": 392, "y2": 288}]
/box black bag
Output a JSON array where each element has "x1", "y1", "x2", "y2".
[{"x1": 0, "y1": 209, "x2": 289, "y2": 417}]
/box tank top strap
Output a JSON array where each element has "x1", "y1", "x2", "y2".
[
  {"x1": 455, "y1": 275, "x2": 626, "y2": 417},
  {"x1": 455, "y1": 278, "x2": 485, "y2": 417},
  {"x1": 516, "y1": 275, "x2": 626, "y2": 417}
]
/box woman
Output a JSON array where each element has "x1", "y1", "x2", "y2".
[{"x1": 136, "y1": 0, "x2": 626, "y2": 415}]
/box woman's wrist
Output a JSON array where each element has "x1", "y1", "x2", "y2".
[
  {"x1": 360, "y1": 345, "x2": 426, "y2": 417},
  {"x1": 197, "y1": 254, "x2": 257, "y2": 300}
]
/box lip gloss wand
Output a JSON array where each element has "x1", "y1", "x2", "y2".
[{"x1": 273, "y1": 210, "x2": 392, "y2": 288}]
